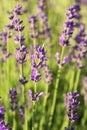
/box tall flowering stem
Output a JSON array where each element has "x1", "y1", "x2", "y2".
[
  {"x1": 33, "y1": 82, "x2": 37, "y2": 130},
  {"x1": 39, "y1": 65, "x2": 52, "y2": 130},
  {"x1": 48, "y1": 46, "x2": 65, "y2": 129},
  {"x1": 48, "y1": 2, "x2": 78, "y2": 128},
  {"x1": 8, "y1": 4, "x2": 28, "y2": 130},
  {"x1": 28, "y1": 15, "x2": 38, "y2": 130},
  {"x1": 0, "y1": 25, "x2": 12, "y2": 106},
  {"x1": 69, "y1": 3, "x2": 87, "y2": 90},
  {"x1": 29, "y1": 42, "x2": 47, "y2": 129}
]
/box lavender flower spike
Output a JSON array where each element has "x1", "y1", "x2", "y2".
[
  {"x1": 9, "y1": 88, "x2": 18, "y2": 111},
  {"x1": 65, "y1": 91, "x2": 80, "y2": 121}
]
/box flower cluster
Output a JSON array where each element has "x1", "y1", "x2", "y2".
[
  {"x1": 42, "y1": 65, "x2": 53, "y2": 85},
  {"x1": 0, "y1": 100, "x2": 11, "y2": 130},
  {"x1": 0, "y1": 25, "x2": 12, "y2": 61},
  {"x1": 55, "y1": 52, "x2": 69, "y2": 67},
  {"x1": 9, "y1": 88, "x2": 18, "y2": 111},
  {"x1": 28, "y1": 89, "x2": 44, "y2": 101},
  {"x1": 8, "y1": 5, "x2": 28, "y2": 62},
  {"x1": 65, "y1": 91, "x2": 80, "y2": 121},
  {"x1": 0, "y1": 106, "x2": 5, "y2": 121},
  {"x1": 37, "y1": 0, "x2": 52, "y2": 41},
  {"x1": 18, "y1": 104, "x2": 25, "y2": 124},
  {"x1": 8, "y1": 5, "x2": 28, "y2": 84},
  {"x1": 65, "y1": 125, "x2": 75, "y2": 130},
  {"x1": 15, "y1": 44, "x2": 28, "y2": 64},
  {"x1": 0, "y1": 121, "x2": 11, "y2": 130},
  {"x1": 60, "y1": 3, "x2": 81, "y2": 46},
  {"x1": 28, "y1": 15, "x2": 39, "y2": 39},
  {"x1": 30, "y1": 44, "x2": 47, "y2": 82},
  {"x1": 19, "y1": 75, "x2": 28, "y2": 85},
  {"x1": 72, "y1": 23, "x2": 87, "y2": 68},
  {"x1": 67, "y1": 2, "x2": 87, "y2": 69}
]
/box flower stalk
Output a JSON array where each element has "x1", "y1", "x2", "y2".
[{"x1": 48, "y1": 46, "x2": 65, "y2": 129}]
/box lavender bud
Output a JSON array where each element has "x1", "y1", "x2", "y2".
[
  {"x1": 14, "y1": 35, "x2": 25, "y2": 44},
  {"x1": 43, "y1": 65, "x2": 53, "y2": 85},
  {"x1": 15, "y1": 44, "x2": 28, "y2": 64},
  {"x1": 30, "y1": 68, "x2": 41, "y2": 82},
  {"x1": 28, "y1": 89, "x2": 44, "y2": 101},
  {"x1": 19, "y1": 76, "x2": 28, "y2": 85},
  {"x1": 12, "y1": 5, "x2": 24, "y2": 15}
]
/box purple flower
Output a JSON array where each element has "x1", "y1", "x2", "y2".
[
  {"x1": 42, "y1": 65, "x2": 53, "y2": 85},
  {"x1": 65, "y1": 125, "x2": 75, "y2": 130},
  {"x1": 5, "y1": 52, "x2": 12, "y2": 59},
  {"x1": 30, "y1": 68, "x2": 41, "y2": 82},
  {"x1": 37, "y1": 0, "x2": 52, "y2": 40},
  {"x1": 18, "y1": 104, "x2": 25, "y2": 124},
  {"x1": 28, "y1": 15, "x2": 39, "y2": 39},
  {"x1": 65, "y1": 91, "x2": 80, "y2": 121},
  {"x1": 15, "y1": 44, "x2": 28, "y2": 64},
  {"x1": 28, "y1": 89, "x2": 44, "y2": 101},
  {"x1": 71, "y1": 23, "x2": 87, "y2": 69},
  {"x1": 30, "y1": 45, "x2": 47, "y2": 82},
  {"x1": 59, "y1": 4, "x2": 81, "y2": 47},
  {"x1": 59, "y1": 35, "x2": 70, "y2": 46},
  {"x1": 14, "y1": 35, "x2": 25, "y2": 44},
  {"x1": 0, "y1": 121, "x2": 11, "y2": 130},
  {"x1": 62, "y1": 56, "x2": 69, "y2": 65},
  {"x1": 12, "y1": 18, "x2": 23, "y2": 25},
  {"x1": 0, "y1": 102, "x2": 11, "y2": 130},
  {"x1": 12, "y1": 5, "x2": 24, "y2": 15},
  {"x1": 19, "y1": 76, "x2": 28, "y2": 85},
  {"x1": 28, "y1": 15, "x2": 37, "y2": 24},
  {"x1": 9, "y1": 88, "x2": 18, "y2": 111},
  {"x1": 0, "y1": 106, "x2": 5, "y2": 121},
  {"x1": 66, "y1": 4, "x2": 81, "y2": 19},
  {"x1": 30, "y1": 45, "x2": 47, "y2": 69},
  {"x1": 55, "y1": 52, "x2": 69, "y2": 67},
  {"x1": 14, "y1": 25, "x2": 25, "y2": 32}
]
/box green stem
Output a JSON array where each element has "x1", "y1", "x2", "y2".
[
  {"x1": 32, "y1": 101, "x2": 36, "y2": 130},
  {"x1": 48, "y1": 46, "x2": 65, "y2": 129},
  {"x1": 32, "y1": 83, "x2": 37, "y2": 130},
  {"x1": 81, "y1": 107, "x2": 87, "y2": 126},
  {"x1": 21, "y1": 63, "x2": 28, "y2": 130},
  {"x1": 24, "y1": 106, "x2": 28, "y2": 130},
  {"x1": 39, "y1": 85, "x2": 49, "y2": 130},
  {"x1": 12, "y1": 111, "x2": 16, "y2": 130},
  {"x1": 74, "y1": 69, "x2": 81, "y2": 91},
  {"x1": 69, "y1": 67, "x2": 75, "y2": 91},
  {"x1": 60, "y1": 116, "x2": 69, "y2": 130}
]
